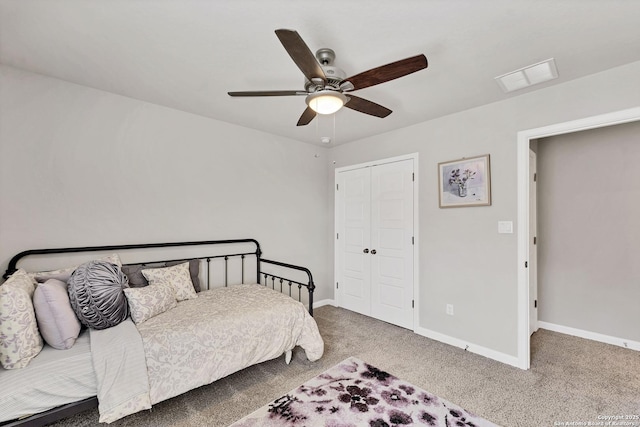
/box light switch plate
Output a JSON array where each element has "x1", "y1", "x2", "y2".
[{"x1": 498, "y1": 221, "x2": 513, "y2": 234}]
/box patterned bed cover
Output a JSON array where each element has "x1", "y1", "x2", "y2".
[
  {"x1": 140, "y1": 284, "x2": 324, "y2": 405},
  {"x1": 1, "y1": 284, "x2": 323, "y2": 424},
  {"x1": 96, "y1": 284, "x2": 324, "y2": 422}
]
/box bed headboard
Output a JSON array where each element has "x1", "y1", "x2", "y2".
[{"x1": 3, "y1": 238, "x2": 315, "y2": 315}]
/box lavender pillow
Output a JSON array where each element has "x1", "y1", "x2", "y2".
[{"x1": 33, "y1": 279, "x2": 81, "y2": 350}]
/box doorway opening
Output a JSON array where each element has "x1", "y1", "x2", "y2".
[{"x1": 516, "y1": 107, "x2": 640, "y2": 369}]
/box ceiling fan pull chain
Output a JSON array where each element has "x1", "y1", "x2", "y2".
[{"x1": 332, "y1": 113, "x2": 336, "y2": 145}]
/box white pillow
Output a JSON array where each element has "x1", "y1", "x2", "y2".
[
  {"x1": 124, "y1": 282, "x2": 177, "y2": 324},
  {"x1": 142, "y1": 262, "x2": 198, "y2": 302},
  {"x1": 0, "y1": 269, "x2": 43, "y2": 369}
]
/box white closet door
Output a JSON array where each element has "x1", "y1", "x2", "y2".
[
  {"x1": 370, "y1": 160, "x2": 414, "y2": 329},
  {"x1": 337, "y1": 167, "x2": 372, "y2": 316}
]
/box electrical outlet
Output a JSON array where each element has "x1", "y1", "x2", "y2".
[{"x1": 446, "y1": 304, "x2": 454, "y2": 316}]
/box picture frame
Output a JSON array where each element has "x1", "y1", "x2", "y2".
[{"x1": 438, "y1": 154, "x2": 491, "y2": 208}]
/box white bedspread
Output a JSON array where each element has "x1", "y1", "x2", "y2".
[
  {"x1": 90, "y1": 319, "x2": 151, "y2": 423},
  {"x1": 135, "y1": 284, "x2": 324, "y2": 405},
  {"x1": 0, "y1": 330, "x2": 95, "y2": 423}
]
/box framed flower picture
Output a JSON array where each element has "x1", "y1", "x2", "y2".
[{"x1": 438, "y1": 154, "x2": 491, "y2": 208}]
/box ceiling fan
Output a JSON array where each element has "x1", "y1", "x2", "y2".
[{"x1": 228, "y1": 29, "x2": 428, "y2": 126}]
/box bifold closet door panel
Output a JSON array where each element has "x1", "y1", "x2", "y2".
[
  {"x1": 337, "y1": 167, "x2": 372, "y2": 316},
  {"x1": 370, "y1": 160, "x2": 414, "y2": 329}
]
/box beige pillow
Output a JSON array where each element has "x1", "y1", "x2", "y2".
[
  {"x1": 0, "y1": 269, "x2": 43, "y2": 369},
  {"x1": 28, "y1": 253, "x2": 123, "y2": 283},
  {"x1": 124, "y1": 282, "x2": 177, "y2": 324},
  {"x1": 142, "y1": 262, "x2": 197, "y2": 302}
]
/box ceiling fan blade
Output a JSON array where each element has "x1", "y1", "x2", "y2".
[
  {"x1": 342, "y1": 54, "x2": 428, "y2": 91},
  {"x1": 275, "y1": 29, "x2": 327, "y2": 84},
  {"x1": 297, "y1": 106, "x2": 317, "y2": 126},
  {"x1": 228, "y1": 90, "x2": 307, "y2": 97},
  {"x1": 344, "y1": 95, "x2": 392, "y2": 118}
]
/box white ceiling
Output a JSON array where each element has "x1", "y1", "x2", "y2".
[{"x1": 2, "y1": 0, "x2": 640, "y2": 146}]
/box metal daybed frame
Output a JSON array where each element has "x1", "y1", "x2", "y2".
[{"x1": 0, "y1": 238, "x2": 315, "y2": 427}]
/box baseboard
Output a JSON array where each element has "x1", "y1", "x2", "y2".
[
  {"x1": 414, "y1": 326, "x2": 521, "y2": 369},
  {"x1": 313, "y1": 299, "x2": 336, "y2": 309},
  {"x1": 315, "y1": 305, "x2": 522, "y2": 368},
  {"x1": 537, "y1": 321, "x2": 640, "y2": 352}
]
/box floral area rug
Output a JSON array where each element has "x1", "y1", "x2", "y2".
[{"x1": 229, "y1": 356, "x2": 500, "y2": 427}]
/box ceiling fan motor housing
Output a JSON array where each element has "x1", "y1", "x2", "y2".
[{"x1": 305, "y1": 65, "x2": 347, "y2": 92}]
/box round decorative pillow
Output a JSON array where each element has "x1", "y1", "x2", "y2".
[{"x1": 67, "y1": 260, "x2": 129, "y2": 330}]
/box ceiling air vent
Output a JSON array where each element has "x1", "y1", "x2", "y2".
[{"x1": 495, "y1": 58, "x2": 559, "y2": 93}]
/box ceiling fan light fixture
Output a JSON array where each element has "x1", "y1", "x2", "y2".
[{"x1": 306, "y1": 91, "x2": 348, "y2": 115}]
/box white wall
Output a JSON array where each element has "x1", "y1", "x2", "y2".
[
  {"x1": 0, "y1": 65, "x2": 332, "y2": 300},
  {"x1": 537, "y1": 121, "x2": 640, "y2": 341},
  {"x1": 327, "y1": 60, "x2": 640, "y2": 357}
]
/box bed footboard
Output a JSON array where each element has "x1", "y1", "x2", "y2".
[{"x1": 260, "y1": 258, "x2": 315, "y2": 316}]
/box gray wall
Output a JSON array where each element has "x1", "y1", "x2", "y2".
[
  {"x1": 537, "y1": 120, "x2": 640, "y2": 341},
  {"x1": 0, "y1": 65, "x2": 332, "y2": 301},
  {"x1": 327, "y1": 60, "x2": 640, "y2": 357},
  {"x1": 2, "y1": 59, "x2": 640, "y2": 361}
]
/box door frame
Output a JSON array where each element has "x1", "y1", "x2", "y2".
[
  {"x1": 335, "y1": 153, "x2": 420, "y2": 331},
  {"x1": 516, "y1": 107, "x2": 640, "y2": 370},
  {"x1": 529, "y1": 149, "x2": 538, "y2": 336}
]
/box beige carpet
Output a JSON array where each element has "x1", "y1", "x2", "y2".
[{"x1": 51, "y1": 305, "x2": 640, "y2": 427}]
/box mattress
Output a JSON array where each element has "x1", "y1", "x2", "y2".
[{"x1": 0, "y1": 329, "x2": 96, "y2": 423}]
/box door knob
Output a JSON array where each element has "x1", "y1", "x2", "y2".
[
  {"x1": 371, "y1": 249, "x2": 377, "y2": 255},
  {"x1": 363, "y1": 248, "x2": 369, "y2": 253}
]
